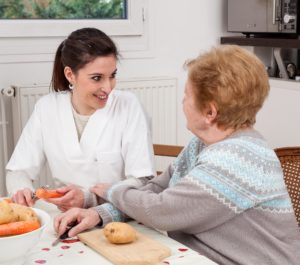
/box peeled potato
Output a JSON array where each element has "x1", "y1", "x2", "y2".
[{"x1": 104, "y1": 222, "x2": 137, "y2": 244}]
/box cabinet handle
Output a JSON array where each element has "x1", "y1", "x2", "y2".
[{"x1": 272, "y1": 0, "x2": 278, "y2": 25}]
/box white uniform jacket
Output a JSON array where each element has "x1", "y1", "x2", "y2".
[{"x1": 6, "y1": 90, "x2": 156, "y2": 189}]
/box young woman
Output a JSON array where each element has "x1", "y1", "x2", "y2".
[
  {"x1": 6, "y1": 28, "x2": 155, "y2": 211},
  {"x1": 55, "y1": 45, "x2": 300, "y2": 265}
]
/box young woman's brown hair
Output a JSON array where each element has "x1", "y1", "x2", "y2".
[{"x1": 51, "y1": 27, "x2": 119, "y2": 92}]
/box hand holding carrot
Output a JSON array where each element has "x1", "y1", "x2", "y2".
[
  {"x1": 35, "y1": 188, "x2": 63, "y2": 199},
  {"x1": 45, "y1": 185, "x2": 85, "y2": 212},
  {"x1": 11, "y1": 188, "x2": 36, "y2": 207},
  {"x1": 11, "y1": 185, "x2": 84, "y2": 211},
  {"x1": 11, "y1": 187, "x2": 62, "y2": 207}
]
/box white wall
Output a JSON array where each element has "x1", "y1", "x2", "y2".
[{"x1": 256, "y1": 79, "x2": 300, "y2": 148}]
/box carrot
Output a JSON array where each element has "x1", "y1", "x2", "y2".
[
  {"x1": 0, "y1": 220, "x2": 40, "y2": 237},
  {"x1": 3, "y1": 198, "x2": 12, "y2": 203},
  {"x1": 35, "y1": 188, "x2": 63, "y2": 199}
]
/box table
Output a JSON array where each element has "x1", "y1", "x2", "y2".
[{"x1": 24, "y1": 201, "x2": 218, "y2": 265}]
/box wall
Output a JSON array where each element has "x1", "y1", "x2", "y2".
[{"x1": 256, "y1": 79, "x2": 300, "y2": 148}]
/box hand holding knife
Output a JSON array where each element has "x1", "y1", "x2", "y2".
[{"x1": 52, "y1": 222, "x2": 77, "y2": 246}]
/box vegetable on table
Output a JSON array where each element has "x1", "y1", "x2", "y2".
[
  {"x1": 0, "y1": 220, "x2": 40, "y2": 237},
  {"x1": 0, "y1": 200, "x2": 40, "y2": 237},
  {"x1": 104, "y1": 222, "x2": 137, "y2": 244},
  {"x1": 35, "y1": 188, "x2": 63, "y2": 199}
]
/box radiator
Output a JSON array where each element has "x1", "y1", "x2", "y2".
[
  {"x1": 0, "y1": 95, "x2": 10, "y2": 195},
  {"x1": 4, "y1": 77, "x2": 178, "y2": 188}
]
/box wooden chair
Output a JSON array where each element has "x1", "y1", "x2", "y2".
[
  {"x1": 153, "y1": 144, "x2": 184, "y2": 175},
  {"x1": 274, "y1": 147, "x2": 300, "y2": 228}
]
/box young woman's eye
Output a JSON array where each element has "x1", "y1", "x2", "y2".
[
  {"x1": 92, "y1": 76, "x2": 101, "y2": 81},
  {"x1": 110, "y1": 73, "x2": 117, "y2": 79}
]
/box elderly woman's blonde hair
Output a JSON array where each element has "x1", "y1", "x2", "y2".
[{"x1": 186, "y1": 45, "x2": 270, "y2": 130}]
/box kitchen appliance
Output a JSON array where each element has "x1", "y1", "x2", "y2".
[
  {"x1": 228, "y1": 0, "x2": 300, "y2": 37},
  {"x1": 286, "y1": 61, "x2": 297, "y2": 78}
]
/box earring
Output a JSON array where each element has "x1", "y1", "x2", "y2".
[{"x1": 69, "y1": 83, "x2": 74, "y2": 90}]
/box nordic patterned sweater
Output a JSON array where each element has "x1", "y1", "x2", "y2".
[{"x1": 95, "y1": 130, "x2": 300, "y2": 265}]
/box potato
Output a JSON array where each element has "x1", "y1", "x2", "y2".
[
  {"x1": 10, "y1": 203, "x2": 38, "y2": 222},
  {"x1": 104, "y1": 222, "x2": 137, "y2": 244},
  {"x1": 0, "y1": 201, "x2": 40, "y2": 237},
  {"x1": 0, "y1": 200, "x2": 38, "y2": 225},
  {"x1": 0, "y1": 201, "x2": 17, "y2": 225}
]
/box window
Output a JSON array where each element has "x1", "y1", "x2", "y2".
[
  {"x1": 0, "y1": 0, "x2": 127, "y2": 19},
  {"x1": 0, "y1": 0, "x2": 152, "y2": 62},
  {"x1": 0, "y1": 0, "x2": 144, "y2": 37}
]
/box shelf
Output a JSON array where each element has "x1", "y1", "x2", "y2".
[
  {"x1": 269, "y1": 78, "x2": 300, "y2": 90},
  {"x1": 220, "y1": 36, "x2": 300, "y2": 49}
]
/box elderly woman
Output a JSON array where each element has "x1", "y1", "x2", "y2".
[{"x1": 55, "y1": 45, "x2": 300, "y2": 264}]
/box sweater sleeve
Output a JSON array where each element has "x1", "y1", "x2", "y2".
[
  {"x1": 90, "y1": 176, "x2": 153, "y2": 226},
  {"x1": 102, "y1": 174, "x2": 239, "y2": 232},
  {"x1": 92, "y1": 150, "x2": 180, "y2": 227},
  {"x1": 92, "y1": 203, "x2": 126, "y2": 226},
  {"x1": 85, "y1": 176, "x2": 152, "y2": 209}
]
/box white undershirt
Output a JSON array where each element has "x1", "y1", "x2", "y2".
[{"x1": 71, "y1": 106, "x2": 90, "y2": 140}]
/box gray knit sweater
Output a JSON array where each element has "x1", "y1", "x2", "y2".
[{"x1": 95, "y1": 130, "x2": 300, "y2": 265}]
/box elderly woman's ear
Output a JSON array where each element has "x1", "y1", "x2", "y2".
[{"x1": 205, "y1": 102, "x2": 218, "y2": 125}]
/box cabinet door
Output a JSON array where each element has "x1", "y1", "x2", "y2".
[
  {"x1": 266, "y1": 0, "x2": 281, "y2": 32},
  {"x1": 228, "y1": 0, "x2": 267, "y2": 32}
]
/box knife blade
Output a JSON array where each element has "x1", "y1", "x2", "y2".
[
  {"x1": 51, "y1": 237, "x2": 62, "y2": 247},
  {"x1": 52, "y1": 224, "x2": 75, "y2": 246}
]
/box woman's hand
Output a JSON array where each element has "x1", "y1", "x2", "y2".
[
  {"x1": 54, "y1": 208, "x2": 101, "y2": 237},
  {"x1": 45, "y1": 185, "x2": 84, "y2": 212},
  {"x1": 90, "y1": 183, "x2": 112, "y2": 198},
  {"x1": 12, "y1": 188, "x2": 36, "y2": 207}
]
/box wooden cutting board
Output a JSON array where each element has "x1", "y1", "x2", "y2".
[{"x1": 78, "y1": 227, "x2": 171, "y2": 265}]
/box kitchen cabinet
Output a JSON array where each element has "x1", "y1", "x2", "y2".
[
  {"x1": 220, "y1": 36, "x2": 300, "y2": 80},
  {"x1": 220, "y1": 36, "x2": 300, "y2": 48}
]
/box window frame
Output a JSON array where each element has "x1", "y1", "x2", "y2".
[{"x1": 0, "y1": 0, "x2": 143, "y2": 37}]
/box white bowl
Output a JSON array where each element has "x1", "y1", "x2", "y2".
[{"x1": 0, "y1": 208, "x2": 50, "y2": 265}]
